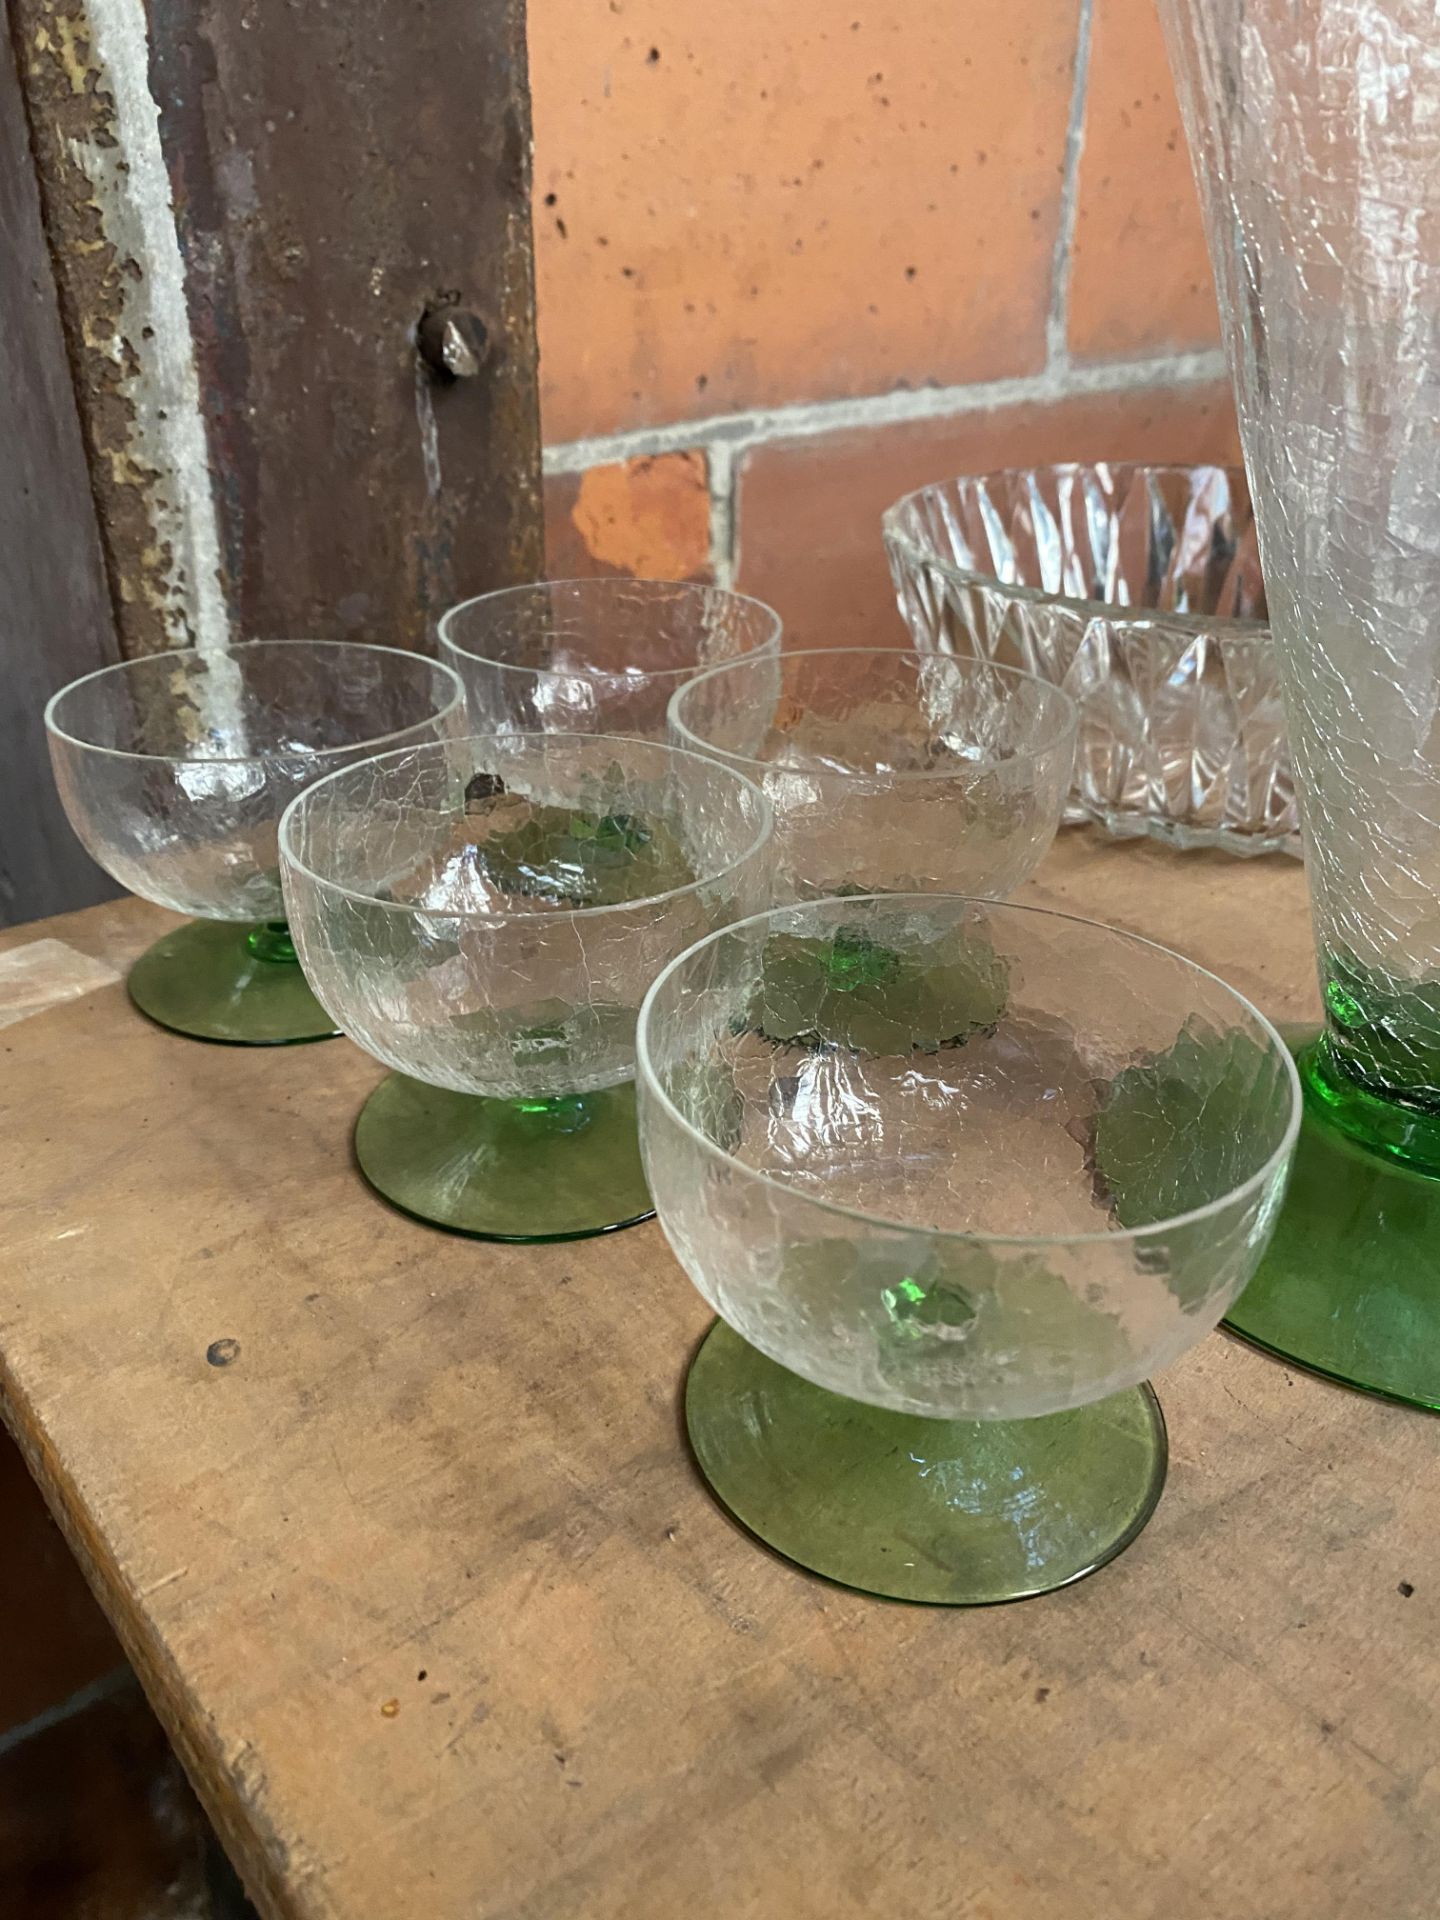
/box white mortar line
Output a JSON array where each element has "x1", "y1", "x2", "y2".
[
  {"x1": 542, "y1": 347, "x2": 1230, "y2": 475},
  {"x1": 705, "y1": 442, "x2": 737, "y2": 588},
  {"x1": 76, "y1": 0, "x2": 230, "y2": 655},
  {"x1": 1048, "y1": 0, "x2": 1096, "y2": 367}
]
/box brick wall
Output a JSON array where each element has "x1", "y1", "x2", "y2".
[{"x1": 529, "y1": 0, "x2": 1240, "y2": 643}]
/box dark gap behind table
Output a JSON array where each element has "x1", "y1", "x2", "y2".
[{"x1": 0, "y1": 1428, "x2": 256, "y2": 1917}]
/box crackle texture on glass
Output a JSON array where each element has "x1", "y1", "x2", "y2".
[
  {"x1": 638, "y1": 895, "x2": 1299, "y2": 1422},
  {"x1": 667, "y1": 647, "x2": 1075, "y2": 904},
  {"x1": 46, "y1": 641, "x2": 464, "y2": 920},
  {"x1": 439, "y1": 578, "x2": 782, "y2": 742},
  {"x1": 1162, "y1": 0, "x2": 1440, "y2": 1104},
  {"x1": 280, "y1": 733, "x2": 772, "y2": 1102},
  {"x1": 883, "y1": 464, "x2": 1295, "y2": 857}
]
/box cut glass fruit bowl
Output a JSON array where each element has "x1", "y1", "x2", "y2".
[{"x1": 883, "y1": 463, "x2": 1296, "y2": 858}]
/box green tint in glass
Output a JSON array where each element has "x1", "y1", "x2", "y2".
[
  {"x1": 1225, "y1": 1034, "x2": 1440, "y2": 1409},
  {"x1": 753, "y1": 926, "x2": 1009, "y2": 1051},
  {"x1": 639, "y1": 896, "x2": 1298, "y2": 1607},
  {"x1": 127, "y1": 920, "x2": 339, "y2": 1045},
  {"x1": 1161, "y1": 0, "x2": 1440, "y2": 1414},
  {"x1": 1302, "y1": 1026, "x2": 1440, "y2": 1176},
  {"x1": 686, "y1": 1321, "x2": 1167, "y2": 1606},
  {"x1": 45, "y1": 641, "x2": 464, "y2": 1045},
  {"x1": 354, "y1": 1073, "x2": 651, "y2": 1242},
  {"x1": 280, "y1": 733, "x2": 773, "y2": 1244}
]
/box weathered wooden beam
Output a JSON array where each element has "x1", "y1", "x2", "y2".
[{"x1": 9, "y1": 0, "x2": 543, "y2": 660}]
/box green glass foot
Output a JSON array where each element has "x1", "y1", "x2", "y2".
[
  {"x1": 685, "y1": 1322, "x2": 1168, "y2": 1605},
  {"x1": 1225, "y1": 1038, "x2": 1440, "y2": 1411},
  {"x1": 1300, "y1": 1031, "x2": 1440, "y2": 1175},
  {"x1": 354, "y1": 1073, "x2": 653, "y2": 1242},
  {"x1": 127, "y1": 920, "x2": 340, "y2": 1045}
]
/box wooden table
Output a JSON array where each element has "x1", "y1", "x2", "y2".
[{"x1": 3, "y1": 833, "x2": 1438, "y2": 1920}]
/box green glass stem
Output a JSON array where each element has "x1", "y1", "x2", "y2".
[
  {"x1": 685, "y1": 1321, "x2": 1168, "y2": 1605},
  {"x1": 1225, "y1": 1032, "x2": 1440, "y2": 1410},
  {"x1": 1321, "y1": 949, "x2": 1440, "y2": 1115},
  {"x1": 353, "y1": 1072, "x2": 653, "y2": 1242},
  {"x1": 246, "y1": 920, "x2": 300, "y2": 965},
  {"x1": 1302, "y1": 1032, "x2": 1440, "y2": 1177},
  {"x1": 127, "y1": 918, "x2": 339, "y2": 1046}
]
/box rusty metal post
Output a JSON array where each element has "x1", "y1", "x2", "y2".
[{"x1": 8, "y1": 0, "x2": 544, "y2": 659}]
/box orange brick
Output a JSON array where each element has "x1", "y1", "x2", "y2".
[
  {"x1": 1067, "y1": 0, "x2": 1220, "y2": 359},
  {"x1": 736, "y1": 383, "x2": 1241, "y2": 650},
  {"x1": 544, "y1": 451, "x2": 712, "y2": 581},
  {"x1": 531, "y1": 0, "x2": 1080, "y2": 442}
]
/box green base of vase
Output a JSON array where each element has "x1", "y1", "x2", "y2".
[
  {"x1": 1224, "y1": 1038, "x2": 1440, "y2": 1411},
  {"x1": 127, "y1": 920, "x2": 339, "y2": 1046},
  {"x1": 685, "y1": 1322, "x2": 1168, "y2": 1605},
  {"x1": 354, "y1": 1072, "x2": 654, "y2": 1242}
]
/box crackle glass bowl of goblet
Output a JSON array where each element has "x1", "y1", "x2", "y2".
[
  {"x1": 280, "y1": 731, "x2": 772, "y2": 1242},
  {"x1": 45, "y1": 640, "x2": 464, "y2": 1044},
  {"x1": 668, "y1": 645, "x2": 1076, "y2": 902},
  {"x1": 438, "y1": 577, "x2": 782, "y2": 740},
  {"x1": 637, "y1": 893, "x2": 1300, "y2": 1604}
]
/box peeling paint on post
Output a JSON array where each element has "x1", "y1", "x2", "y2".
[
  {"x1": 12, "y1": 0, "x2": 224, "y2": 655},
  {"x1": 8, "y1": 0, "x2": 543, "y2": 660}
]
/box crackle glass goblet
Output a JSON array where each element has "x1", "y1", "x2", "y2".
[
  {"x1": 668, "y1": 646, "x2": 1076, "y2": 902},
  {"x1": 438, "y1": 578, "x2": 782, "y2": 740},
  {"x1": 1161, "y1": 0, "x2": 1440, "y2": 1408},
  {"x1": 637, "y1": 894, "x2": 1300, "y2": 1604},
  {"x1": 45, "y1": 640, "x2": 464, "y2": 1044},
  {"x1": 280, "y1": 732, "x2": 772, "y2": 1241}
]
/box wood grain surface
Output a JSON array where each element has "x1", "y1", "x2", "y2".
[{"x1": 3, "y1": 832, "x2": 1438, "y2": 1920}]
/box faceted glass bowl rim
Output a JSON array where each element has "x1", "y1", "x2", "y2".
[
  {"x1": 636, "y1": 891, "x2": 1303, "y2": 1249},
  {"x1": 667, "y1": 645, "x2": 1079, "y2": 781},
  {"x1": 437, "y1": 577, "x2": 784, "y2": 680},
  {"x1": 44, "y1": 638, "x2": 467, "y2": 769},
  {"x1": 278, "y1": 729, "x2": 775, "y2": 925},
  {"x1": 881, "y1": 462, "x2": 1271, "y2": 644}
]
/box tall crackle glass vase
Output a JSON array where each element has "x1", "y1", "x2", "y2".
[{"x1": 1162, "y1": 0, "x2": 1440, "y2": 1405}]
